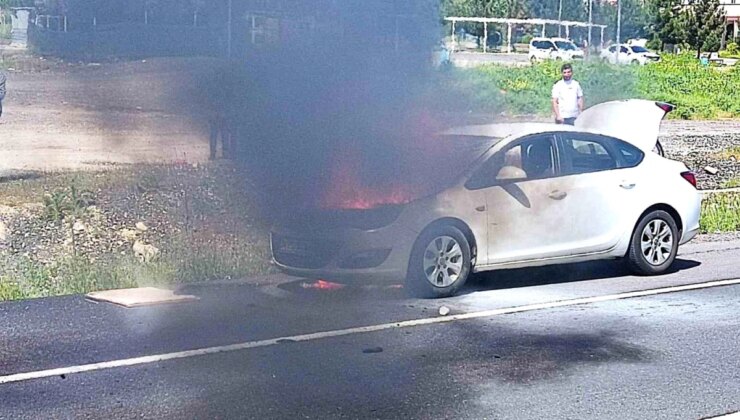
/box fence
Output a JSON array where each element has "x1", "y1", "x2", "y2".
[{"x1": 28, "y1": 22, "x2": 222, "y2": 59}]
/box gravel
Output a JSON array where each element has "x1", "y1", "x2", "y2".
[{"x1": 660, "y1": 133, "x2": 740, "y2": 190}]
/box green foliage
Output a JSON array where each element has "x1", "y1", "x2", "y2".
[
  {"x1": 721, "y1": 178, "x2": 740, "y2": 189},
  {"x1": 0, "y1": 22, "x2": 10, "y2": 40},
  {"x1": 683, "y1": 0, "x2": 726, "y2": 57},
  {"x1": 725, "y1": 42, "x2": 739, "y2": 57},
  {"x1": 636, "y1": 54, "x2": 740, "y2": 119},
  {"x1": 701, "y1": 193, "x2": 740, "y2": 233},
  {"x1": 647, "y1": 0, "x2": 686, "y2": 49},
  {"x1": 42, "y1": 184, "x2": 95, "y2": 221},
  {"x1": 439, "y1": 54, "x2": 740, "y2": 120},
  {"x1": 0, "y1": 280, "x2": 23, "y2": 300}
]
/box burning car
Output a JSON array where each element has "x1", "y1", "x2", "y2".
[{"x1": 271, "y1": 100, "x2": 701, "y2": 298}]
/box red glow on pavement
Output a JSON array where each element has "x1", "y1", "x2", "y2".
[{"x1": 300, "y1": 279, "x2": 346, "y2": 291}]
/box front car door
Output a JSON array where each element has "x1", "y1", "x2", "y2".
[{"x1": 467, "y1": 133, "x2": 577, "y2": 265}]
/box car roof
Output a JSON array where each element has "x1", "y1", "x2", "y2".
[
  {"x1": 442, "y1": 122, "x2": 580, "y2": 140},
  {"x1": 531, "y1": 37, "x2": 572, "y2": 42}
]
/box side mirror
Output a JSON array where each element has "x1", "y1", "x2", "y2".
[{"x1": 496, "y1": 166, "x2": 527, "y2": 182}]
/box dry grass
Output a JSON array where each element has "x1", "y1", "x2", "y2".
[{"x1": 0, "y1": 163, "x2": 273, "y2": 301}]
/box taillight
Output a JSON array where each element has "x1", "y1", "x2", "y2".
[
  {"x1": 656, "y1": 102, "x2": 675, "y2": 114},
  {"x1": 681, "y1": 171, "x2": 697, "y2": 188}
]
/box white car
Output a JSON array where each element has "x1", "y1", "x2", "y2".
[
  {"x1": 529, "y1": 37, "x2": 584, "y2": 62},
  {"x1": 601, "y1": 44, "x2": 661, "y2": 65},
  {"x1": 271, "y1": 100, "x2": 701, "y2": 298}
]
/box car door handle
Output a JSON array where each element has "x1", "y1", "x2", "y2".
[
  {"x1": 548, "y1": 190, "x2": 567, "y2": 200},
  {"x1": 620, "y1": 182, "x2": 636, "y2": 189},
  {"x1": 475, "y1": 205, "x2": 486, "y2": 212}
]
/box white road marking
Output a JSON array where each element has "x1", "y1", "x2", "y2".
[
  {"x1": 2, "y1": 277, "x2": 740, "y2": 385},
  {"x1": 705, "y1": 412, "x2": 740, "y2": 419}
]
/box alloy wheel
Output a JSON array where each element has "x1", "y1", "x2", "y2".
[
  {"x1": 422, "y1": 236, "x2": 464, "y2": 287},
  {"x1": 640, "y1": 219, "x2": 674, "y2": 266}
]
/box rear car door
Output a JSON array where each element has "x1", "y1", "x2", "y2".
[{"x1": 551, "y1": 132, "x2": 645, "y2": 254}]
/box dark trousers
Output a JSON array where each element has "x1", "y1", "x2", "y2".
[{"x1": 561, "y1": 117, "x2": 576, "y2": 125}]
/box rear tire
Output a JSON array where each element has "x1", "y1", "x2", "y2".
[
  {"x1": 653, "y1": 140, "x2": 665, "y2": 157},
  {"x1": 627, "y1": 210, "x2": 679, "y2": 275},
  {"x1": 406, "y1": 226, "x2": 471, "y2": 298}
]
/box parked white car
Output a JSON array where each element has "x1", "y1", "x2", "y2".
[
  {"x1": 529, "y1": 37, "x2": 584, "y2": 62},
  {"x1": 272, "y1": 100, "x2": 701, "y2": 298},
  {"x1": 601, "y1": 44, "x2": 661, "y2": 65}
]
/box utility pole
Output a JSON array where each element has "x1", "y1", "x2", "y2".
[
  {"x1": 227, "y1": 0, "x2": 232, "y2": 59},
  {"x1": 615, "y1": 0, "x2": 621, "y2": 63},
  {"x1": 588, "y1": 0, "x2": 593, "y2": 49},
  {"x1": 558, "y1": 0, "x2": 563, "y2": 37}
]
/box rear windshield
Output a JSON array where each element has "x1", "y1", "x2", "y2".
[{"x1": 631, "y1": 46, "x2": 649, "y2": 53}]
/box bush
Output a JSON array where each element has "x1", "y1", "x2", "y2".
[
  {"x1": 437, "y1": 53, "x2": 740, "y2": 120},
  {"x1": 726, "y1": 42, "x2": 739, "y2": 56},
  {"x1": 701, "y1": 193, "x2": 740, "y2": 233}
]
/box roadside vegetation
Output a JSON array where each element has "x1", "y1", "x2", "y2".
[
  {"x1": 0, "y1": 164, "x2": 273, "y2": 302},
  {"x1": 701, "y1": 192, "x2": 740, "y2": 233},
  {"x1": 437, "y1": 54, "x2": 740, "y2": 120}
]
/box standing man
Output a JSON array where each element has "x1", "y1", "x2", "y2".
[
  {"x1": 551, "y1": 63, "x2": 584, "y2": 125},
  {"x1": 0, "y1": 69, "x2": 6, "y2": 122}
]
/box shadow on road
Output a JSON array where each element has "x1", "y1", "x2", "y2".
[
  {"x1": 465, "y1": 258, "x2": 702, "y2": 294},
  {"x1": 274, "y1": 258, "x2": 702, "y2": 301}
]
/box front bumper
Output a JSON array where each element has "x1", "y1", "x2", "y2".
[{"x1": 270, "y1": 224, "x2": 418, "y2": 283}]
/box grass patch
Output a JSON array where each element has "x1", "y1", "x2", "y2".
[
  {"x1": 721, "y1": 178, "x2": 740, "y2": 189},
  {"x1": 440, "y1": 53, "x2": 740, "y2": 120},
  {"x1": 0, "y1": 22, "x2": 11, "y2": 40},
  {"x1": 714, "y1": 146, "x2": 740, "y2": 161},
  {"x1": 0, "y1": 164, "x2": 273, "y2": 302},
  {"x1": 700, "y1": 192, "x2": 740, "y2": 233}
]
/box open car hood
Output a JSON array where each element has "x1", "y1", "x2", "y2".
[{"x1": 575, "y1": 100, "x2": 674, "y2": 153}]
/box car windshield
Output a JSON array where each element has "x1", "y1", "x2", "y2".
[
  {"x1": 555, "y1": 41, "x2": 577, "y2": 50},
  {"x1": 631, "y1": 46, "x2": 649, "y2": 53}
]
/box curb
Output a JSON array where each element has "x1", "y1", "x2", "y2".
[{"x1": 701, "y1": 187, "x2": 740, "y2": 195}]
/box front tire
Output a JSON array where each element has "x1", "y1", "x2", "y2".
[
  {"x1": 627, "y1": 210, "x2": 679, "y2": 275},
  {"x1": 406, "y1": 226, "x2": 471, "y2": 298}
]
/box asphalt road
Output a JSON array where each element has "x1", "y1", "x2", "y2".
[{"x1": 1, "y1": 239, "x2": 739, "y2": 419}]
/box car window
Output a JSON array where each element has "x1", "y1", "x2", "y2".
[
  {"x1": 613, "y1": 139, "x2": 644, "y2": 167},
  {"x1": 559, "y1": 135, "x2": 619, "y2": 175},
  {"x1": 608, "y1": 46, "x2": 616, "y2": 53},
  {"x1": 542, "y1": 41, "x2": 555, "y2": 49},
  {"x1": 555, "y1": 41, "x2": 576, "y2": 51},
  {"x1": 467, "y1": 134, "x2": 557, "y2": 189},
  {"x1": 620, "y1": 46, "x2": 629, "y2": 53},
  {"x1": 631, "y1": 46, "x2": 648, "y2": 53}
]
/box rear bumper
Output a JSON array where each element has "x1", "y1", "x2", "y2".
[{"x1": 679, "y1": 190, "x2": 702, "y2": 245}]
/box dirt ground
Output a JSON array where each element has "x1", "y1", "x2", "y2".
[
  {"x1": 0, "y1": 56, "x2": 217, "y2": 171},
  {"x1": 1, "y1": 55, "x2": 739, "y2": 172}
]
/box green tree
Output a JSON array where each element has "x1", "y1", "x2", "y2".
[
  {"x1": 647, "y1": 0, "x2": 685, "y2": 50},
  {"x1": 684, "y1": 0, "x2": 726, "y2": 57}
]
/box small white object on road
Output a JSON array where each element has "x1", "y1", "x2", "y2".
[
  {"x1": 439, "y1": 306, "x2": 450, "y2": 316},
  {"x1": 86, "y1": 287, "x2": 198, "y2": 308},
  {"x1": 704, "y1": 166, "x2": 719, "y2": 175}
]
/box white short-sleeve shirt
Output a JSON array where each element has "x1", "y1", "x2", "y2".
[{"x1": 552, "y1": 79, "x2": 583, "y2": 119}]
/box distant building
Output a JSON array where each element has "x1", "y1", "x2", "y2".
[{"x1": 722, "y1": 0, "x2": 739, "y2": 41}]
